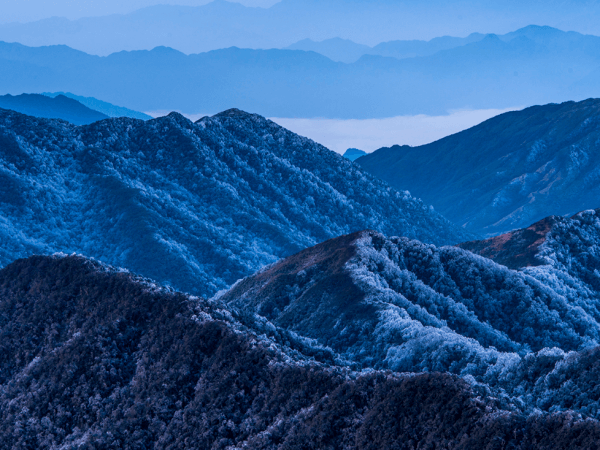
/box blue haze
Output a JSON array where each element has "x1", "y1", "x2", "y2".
[
  {"x1": 1, "y1": 0, "x2": 600, "y2": 55},
  {"x1": 0, "y1": 26, "x2": 599, "y2": 118}
]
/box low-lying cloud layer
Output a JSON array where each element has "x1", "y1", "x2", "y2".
[{"x1": 271, "y1": 108, "x2": 520, "y2": 154}]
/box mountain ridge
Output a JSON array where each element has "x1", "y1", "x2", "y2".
[
  {"x1": 43, "y1": 91, "x2": 152, "y2": 119},
  {"x1": 218, "y1": 209, "x2": 600, "y2": 420},
  {"x1": 0, "y1": 107, "x2": 470, "y2": 297},
  {"x1": 0, "y1": 93, "x2": 108, "y2": 125},
  {"x1": 357, "y1": 98, "x2": 600, "y2": 235},
  {"x1": 2, "y1": 253, "x2": 599, "y2": 448}
]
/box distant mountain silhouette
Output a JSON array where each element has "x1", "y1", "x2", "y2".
[
  {"x1": 368, "y1": 33, "x2": 486, "y2": 59},
  {"x1": 285, "y1": 34, "x2": 486, "y2": 63},
  {"x1": 343, "y1": 148, "x2": 367, "y2": 161},
  {"x1": 0, "y1": 93, "x2": 108, "y2": 125},
  {"x1": 2, "y1": 0, "x2": 600, "y2": 55},
  {"x1": 357, "y1": 99, "x2": 600, "y2": 235},
  {"x1": 286, "y1": 38, "x2": 371, "y2": 63},
  {"x1": 43, "y1": 92, "x2": 152, "y2": 119},
  {"x1": 1, "y1": 26, "x2": 599, "y2": 118}
]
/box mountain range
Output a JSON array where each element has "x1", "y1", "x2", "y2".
[
  {"x1": 3, "y1": 97, "x2": 600, "y2": 446},
  {"x1": 3, "y1": 192, "x2": 600, "y2": 448},
  {"x1": 286, "y1": 33, "x2": 486, "y2": 63},
  {"x1": 2, "y1": 253, "x2": 599, "y2": 449},
  {"x1": 2, "y1": 0, "x2": 600, "y2": 55},
  {"x1": 0, "y1": 107, "x2": 469, "y2": 298},
  {"x1": 220, "y1": 210, "x2": 600, "y2": 382},
  {"x1": 357, "y1": 98, "x2": 600, "y2": 235},
  {"x1": 1, "y1": 26, "x2": 600, "y2": 118}
]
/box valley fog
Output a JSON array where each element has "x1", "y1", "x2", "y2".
[{"x1": 270, "y1": 107, "x2": 520, "y2": 154}]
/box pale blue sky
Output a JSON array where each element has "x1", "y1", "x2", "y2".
[{"x1": 0, "y1": 0, "x2": 281, "y2": 23}]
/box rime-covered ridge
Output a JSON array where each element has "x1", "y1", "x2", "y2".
[
  {"x1": 357, "y1": 99, "x2": 600, "y2": 235},
  {"x1": 0, "y1": 107, "x2": 470, "y2": 296},
  {"x1": 220, "y1": 210, "x2": 600, "y2": 419},
  {"x1": 1, "y1": 254, "x2": 600, "y2": 449}
]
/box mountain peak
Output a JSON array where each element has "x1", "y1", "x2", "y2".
[
  {"x1": 343, "y1": 148, "x2": 367, "y2": 161},
  {"x1": 457, "y1": 215, "x2": 560, "y2": 269},
  {"x1": 212, "y1": 108, "x2": 255, "y2": 118},
  {"x1": 459, "y1": 208, "x2": 600, "y2": 275},
  {"x1": 165, "y1": 111, "x2": 190, "y2": 121}
]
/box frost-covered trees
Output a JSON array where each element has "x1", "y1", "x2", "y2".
[
  {"x1": 219, "y1": 224, "x2": 600, "y2": 419},
  {"x1": 0, "y1": 108, "x2": 470, "y2": 297},
  {"x1": 2, "y1": 254, "x2": 599, "y2": 449}
]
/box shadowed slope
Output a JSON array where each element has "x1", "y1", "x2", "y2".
[
  {"x1": 1, "y1": 254, "x2": 600, "y2": 448},
  {"x1": 358, "y1": 99, "x2": 600, "y2": 235}
]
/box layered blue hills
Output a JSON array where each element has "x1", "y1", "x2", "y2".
[
  {"x1": 0, "y1": 26, "x2": 599, "y2": 118},
  {"x1": 2, "y1": 97, "x2": 600, "y2": 448},
  {"x1": 3, "y1": 0, "x2": 600, "y2": 55}
]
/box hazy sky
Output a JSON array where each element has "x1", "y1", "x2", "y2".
[
  {"x1": 271, "y1": 108, "x2": 520, "y2": 153},
  {"x1": 0, "y1": 0, "x2": 280, "y2": 23}
]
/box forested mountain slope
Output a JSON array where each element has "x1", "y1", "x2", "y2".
[
  {"x1": 0, "y1": 93, "x2": 108, "y2": 125},
  {"x1": 2, "y1": 254, "x2": 600, "y2": 449},
  {"x1": 220, "y1": 209, "x2": 600, "y2": 418},
  {"x1": 357, "y1": 99, "x2": 600, "y2": 235},
  {"x1": 0, "y1": 107, "x2": 469, "y2": 296}
]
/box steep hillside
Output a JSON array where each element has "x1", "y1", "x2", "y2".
[
  {"x1": 459, "y1": 208, "x2": 600, "y2": 289},
  {"x1": 358, "y1": 99, "x2": 600, "y2": 235},
  {"x1": 220, "y1": 210, "x2": 600, "y2": 417},
  {"x1": 1, "y1": 254, "x2": 600, "y2": 449},
  {"x1": 0, "y1": 93, "x2": 108, "y2": 125},
  {"x1": 0, "y1": 107, "x2": 469, "y2": 296}
]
